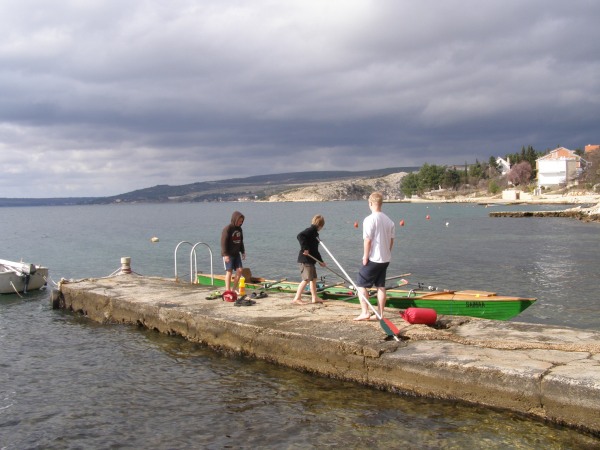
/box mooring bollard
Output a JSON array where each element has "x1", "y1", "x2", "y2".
[{"x1": 120, "y1": 256, "x2": 132, "y2": 274}]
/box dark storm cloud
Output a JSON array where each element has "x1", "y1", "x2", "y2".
[{"x1": 1, "y1": 0, "x2": 599, "y2": 197}]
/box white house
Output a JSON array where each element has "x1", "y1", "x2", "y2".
[
  {"x1": 496, "y1": 157, "x2": 510, "y2": 176},
  {"x1": 536, "y1": 147, "x2": 585, "y2": 188}
]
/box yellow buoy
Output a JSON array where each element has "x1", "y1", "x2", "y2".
[{"x1": 151, "y1": 237, "x2": 159, "y2": 243}]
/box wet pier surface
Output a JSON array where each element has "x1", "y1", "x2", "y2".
[{"x1": 55, "y1": 274, "x2": 600, "y2": 435}]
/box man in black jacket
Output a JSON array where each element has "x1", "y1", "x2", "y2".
[{"x1": 291, "y1": 215, "x2": 326, "y2": 304}]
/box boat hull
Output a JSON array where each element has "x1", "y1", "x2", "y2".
[
  {"x1": 0, "y1": 267, "x2": 49, "y2": 294},
  {"x1": 323, "y1": 287, "x2": 536, "y2": 321},
  {"x1": 195, "y1": 273, "x2": 536, "y2": 321}
]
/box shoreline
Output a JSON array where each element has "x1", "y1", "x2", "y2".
[
  {"x1": 386, "y1": 193, "x2": 600, "y2": 222},
  {"x1": 389, "y1": 193, "x2": 600, "y2": 206}
]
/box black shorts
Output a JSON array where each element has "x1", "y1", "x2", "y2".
[{"x1": 356, "y1": 261, "x2": 389, "y2": 288}]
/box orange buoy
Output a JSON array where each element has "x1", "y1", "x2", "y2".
[
  {"x1": 354, "y1": 221, "x2": 358, "y2": 228},
  {"x1": 399, "y1": 219, "x2": 405, "y2": 226},
  {"x1": 426, "y1": 215, "x2": 430, "y2": 220}
]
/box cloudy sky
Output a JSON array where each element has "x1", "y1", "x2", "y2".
[{"x1": 1, "y1": 1, "x2": 599, "y2": 198}]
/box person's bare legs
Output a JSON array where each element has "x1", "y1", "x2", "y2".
[
  {"x1": 225, "y1": 270, "x2": 233, "y2": 291},
  {"x1": 354, "y1": 287, "x2": 372, "y2": 320},
  {"x1": 377, "y1": 287, "x2": 387, "y2": 318},
  {"x1": 292, "y1": 280, "x2": 309, "y2": 304},
  {"x1": 309, "y1": 279, "x2": 324, "y2": 303}
]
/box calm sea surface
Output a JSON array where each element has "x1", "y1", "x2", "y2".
[{"x1": 1, "y1": 202, "x2": 599, "y2": 448}]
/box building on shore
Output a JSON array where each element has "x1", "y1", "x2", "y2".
[{"x1": 536, "y1": 147, "x2": 586, "y2": 188}]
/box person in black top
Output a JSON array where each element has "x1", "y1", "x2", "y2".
[{"x1": 291, "y1": 215, "x2": 326, "y2": 304}]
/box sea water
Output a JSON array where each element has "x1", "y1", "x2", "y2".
[{"x1": 1, "y1": 202, "x2": 599, "y2": 448}]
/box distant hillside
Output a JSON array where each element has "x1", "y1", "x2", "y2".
[
  {"x1": 0, "y1": 197, "x2": 99, "y2": 207},
  {"x1": 267, "y1": 172, "x2": 408, "y2": 202},
  {"x1": 91, "y1": 167, "x2": 417, "y2": 204},
  {"x1": 0, "y1": 167, "x2": 418, "y2": 206}
]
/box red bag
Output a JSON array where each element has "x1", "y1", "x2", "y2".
[
  {"x1": 400, "y1": 307, "x2": 437, "y2": 325},
  {"x1": 222, "y1": 290, "x2": 238, "y2": 302}
]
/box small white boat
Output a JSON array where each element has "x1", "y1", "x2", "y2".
[{"x1": 0, "y1": 259, "x2": 49, "y2": 294}]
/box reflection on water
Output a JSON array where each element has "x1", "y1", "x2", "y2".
[{"x1": 4, "y1": 306, "x2": 596, "y2": 450}]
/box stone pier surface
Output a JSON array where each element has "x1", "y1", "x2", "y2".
[
  {"x1": 489, "y1": 209, "x2": 600, "y2": 222},
  {"x1": 55, "y1": 274, "x2": 600, "y2": 435}
]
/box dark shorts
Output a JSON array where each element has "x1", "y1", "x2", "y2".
[
  {"x1": 224, "y1": 254, "x2": 243, "y2": 272},
  {"x1": 356, "y1": 261, "x2": 389, "y2": 288},
  {"x1": 299, "y1": 263, "x2": 317, "y2": 281}
]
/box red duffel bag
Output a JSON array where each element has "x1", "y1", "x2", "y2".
[
  {"x1": 400, "y1": 307, "x2": 437, "y2": 325},
  {"x1": 222, "y1": 290, "x2": 238, "y2": 302}
]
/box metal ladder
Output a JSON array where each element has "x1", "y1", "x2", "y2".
[{"x1": 174, "y1": 241, "x2": 214, "y2": 285}]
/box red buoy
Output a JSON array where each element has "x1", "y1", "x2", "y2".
[
  {"x1": 353, "y1": 221, "x2": 358, "y2": 228},
  {"x1": 426, "y1": 215, "x2": 430, "y2": 220},
  {"x1": 399, "y1": 219, "x2": 405, "y2": 227}
]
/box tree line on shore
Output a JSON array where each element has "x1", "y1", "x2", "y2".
[{"x1": 400, "y1": 145, "x2": 600, "y2": 197}]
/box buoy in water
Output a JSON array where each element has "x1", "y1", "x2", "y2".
[
  {"x1": 151, "y1": 237, "x2": 159, "y2": 243},
  {"x1": 426, "y1": 215, "x2": 430, "y2": 220},
  {"x1": 445, "y1": 222, "x2": 449, "y2": 227},
  {"x1": 353, "y1": 221, "x2": 358, "y2": 228},
  {"x1": 399, "y1": 219, "x2": 405, "y2": 226}
]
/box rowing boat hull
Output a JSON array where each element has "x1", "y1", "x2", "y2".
[
  {"x1": 322, "y1": 286, "x2": 535, "y2": 321},
  {"x1": 195, "y1": 273, "x2": 536, "y2": 320}
]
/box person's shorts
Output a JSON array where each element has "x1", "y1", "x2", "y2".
[
  {"x1": 299, "y1": 263, "x2": 317, "y2": 281},
  {"x1": 223, "y1": 254, "x2": 243, "y2": 272},
  {"x1": 356, "y1": 260, "x2": 389, "y2": 288}
]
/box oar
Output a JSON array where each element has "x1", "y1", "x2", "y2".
[
  {"x1": 311, "y1": 252, "x2": 410, "y2": 286},
  {"x1": 306, "y1": 253, "x2": 351, "y2": 284},
  {"x1": 403, "y1": 281, "x2": 441, "y2": 291},
  {"x1": 316, "y1": 281, "x2": 345, "y2": 292},
  {"x1": 339, "y1": 278, "x2": 409, "y2": 303},
  {"x1": 263, "y1": 278, "x2": 287, "y2": 289},
  {"x1": 318, "y1": 239, "x2": 401, "y2": 341},
  {"x1": 386, "y1": 273, "x2": 411, "y2": 282}
]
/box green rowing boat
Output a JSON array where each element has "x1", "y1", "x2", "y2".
[{"x1": 195, "y1": 272, "x2": 536, "y2": 321}]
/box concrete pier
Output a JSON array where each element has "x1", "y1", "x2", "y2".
[
  {"x1": 54, "y1": 273, "x2": 600, "y2": 435},
  {"x1": 490, "y1": 209, "x2": 600, "y2": 222}
]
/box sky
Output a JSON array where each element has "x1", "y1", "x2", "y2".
[{"x1": 1, "y1": 1, "x2": 599, "y2": 198}]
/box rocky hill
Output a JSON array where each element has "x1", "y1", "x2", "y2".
[
  {"x1": 0, "y1": 168, "x2": 414, "y2": 206},
  {"x1": 266, "y1": 172, "x2": 408, "y2": 202},
  {"x1": 92, "y1": 168, "x2": 413, "y2": 204}
]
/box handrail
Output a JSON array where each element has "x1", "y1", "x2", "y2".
[
  {"x1": 190, "y1": 242, "x2": 214, "y2": 285},
  {"x1": 174, "y1": 241, "x2": 214, "y2": 285},
  {"x1": 174, "y1": 241, "x2": 194, "y2": 282}
]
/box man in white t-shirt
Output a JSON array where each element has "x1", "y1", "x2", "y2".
[{"x1": 354, "y1": 192, "x2": 395, "y2": 321}]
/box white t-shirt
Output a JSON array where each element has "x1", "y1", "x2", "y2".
[{"x1": 363, "y1": 211, "x2": 395, "y2": 263}]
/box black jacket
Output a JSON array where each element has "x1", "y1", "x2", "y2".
[{"x1": 296, "y1": 225, "x2": 323, "y2": 264}]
